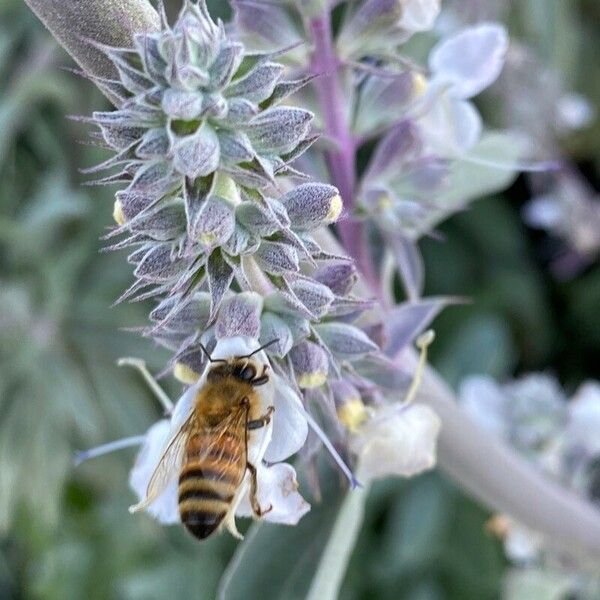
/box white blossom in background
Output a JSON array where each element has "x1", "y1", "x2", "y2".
[
  {"x1": 419, "y1": 23, "x2": 508, "y2": 157},
  {"x1": 523, "y1": 171, "x2": 600, "y2": 277},
  {"x1": 350, "y1": 403, "x2": 441, "y2": 481},
  {"x1": 459, "y1": 374, "x2": 600, "y2": 597},
  {"x1": 397, "y1": 0, "x2": 441, "y2": 32}
]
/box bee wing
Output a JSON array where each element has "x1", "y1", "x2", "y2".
[
  {"x1": 213, "y1": 405, "x2": 251, "y2": 540},
  {"x1": 129, "y1": 416, "x2": 194, "y2": 514},
  {"x1": 205, "y1": 404, "x2": 248, "y2": 463}
]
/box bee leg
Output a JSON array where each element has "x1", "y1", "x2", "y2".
[
  {"x1": 246, "y1": 461, "x2": 273, "y2": 518},
  {"x1": 246, "y1": 406, "x2": 275, "y2": 430}
]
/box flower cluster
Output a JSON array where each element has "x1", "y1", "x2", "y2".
[
  {"x1": 460, "y1": 374, "x2": 600, "y2": 594},
  {"x1": 77, "y1": 0, "x2": 442, "y2": 536},
  {"x1": 354, "y1": 22, "x2": 513, "y2": 292},
  {"x1": 233, "y1": 0, "x2": 519, "y2": 301}
]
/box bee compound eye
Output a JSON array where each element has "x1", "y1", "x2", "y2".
[{"x1": 237, "y1": 364, "x2": 256, "y2": 381}]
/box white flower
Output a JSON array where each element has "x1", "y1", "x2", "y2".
[
  {"x1": 397, "y1": 0, "x2": 441, "y2": 33},
  {"x1": 129, "y1": 336, "x2": 310, "y2": 532},
  {"x1": 417, "y1": 93, "x2": 482, "y2": 157},
  {"x1": 459, "y1": 375, "x2": 508, "y2": 438},
  {"x1": 235, "y1": 462, "x2": 310, "y2": 525},
  {"x1": 350, "y1": 403, "x2": 441, "y2": 482},
  {"x1": 417, "y1": 23, "x2": 508, "y2": 157},
  {"x1": 555, "y1": 93, "x2": 595, "y2": 132},
  {"x1": 566, "y1": 381, "x2": 600, "y2": 458},
  {"x1": 504, "y1": 522, "x2": 543, "y2": 564},
  {"x1": 487, "y1": 514, "x2": 543, "y2": 564},
  {"x1": 429, "y1": 23, "x2": 509, "y2": 100},
  {"x1": 129, "y1": 420, "x2": 179, "y2": 524}
]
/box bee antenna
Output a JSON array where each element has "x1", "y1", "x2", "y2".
[
  {"x1": 243, "y1": 338, "x2": 280, "y2": 359},
  {"x1": 198, "y1": 342, "x2": 227, "y2": 363}
]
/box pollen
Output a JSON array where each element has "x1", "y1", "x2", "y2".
[
  {"x1": 412, "y1": 72, "x2": 428, "y2": 97},
  {"x1": 485, "y1": 514, "x2": 512, "y2": 539},
  {"x1": 297, "y1": 370, "x2": 328, "y2": 389},
  {"x1": 174, "y1": 362, "x2": 201, "y2": 384},
  {"x1": 325, "y1": 193, "x2": 343, "y2": 223},
  {"x1": 198, "y1": 231, "x2": 217, "y2": 247},
  {"x1": 337, "y1": 397, "x2": 368, "y2": 432},
  {"x1": 112, "y1": 198, "x2": 126, "y2": 225},
  {"x1": 377, "y1": 193, "x2": 393, "y2": 211}
]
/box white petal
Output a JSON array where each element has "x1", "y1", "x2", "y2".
[
  {"x1": 398, "y1": 0, "x2": 441, "y2": 32},
  {"x1": 128, "y1": 420, "x2": 179, "y2": 524},
  {"x1": 212, "y1": 335, "x2": 259, "y2": 359},
  {"x1": 169, "y1": 380, "x2": 198, "y2": 433},
  {"x1": 566, "y1": 381, "x2": 600, "y2": 456},
  {"x1": 555, "y1": 93, "x2": 595, "y2": 131},
  {"x1": 352, "y1": 403, "x2": 441, "y2": 482},
  {"x1": 264, "y1": 375, "x2": 308, "y2": 463},
  {"x1": 429, "y1": 23, "x2": 508, "y2": 99},
  {"x1": 236, "y1": 462, "x2": 310, "y2": 525},
  {"x1": 522, "y1": 196, "x2": 564, "y2": 229},
  {"x1": 504, "y1": 523, "x2": 542, "y2": 563},
  {"x1": 419, "y1": 93, "x2": 482, "y2": 156},
  {"x1": 458, "y1": 375, "x2": 508, "y2": 438}
]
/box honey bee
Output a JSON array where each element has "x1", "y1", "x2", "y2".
[{"x1": 130, "y1": 337, "x2": 278, "y2": 540}]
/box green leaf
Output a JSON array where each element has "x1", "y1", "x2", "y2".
[{"x1": 435, "y1": 313, "x2": 517, "y2": 387}]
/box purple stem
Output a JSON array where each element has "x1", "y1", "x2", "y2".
[{"x1": 309, "y1": 12, "x2": 381, "y2": 295}]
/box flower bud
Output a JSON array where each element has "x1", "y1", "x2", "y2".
[
  {"x1": 289, "y1": 341, "x2": 329, "y2": 389},
  {"x1": 171, "y1": 122, "x2": 220, "y2": 179},
  {"x1": 259, "y1": 312, "x2": 294, "y2": 358},
  {"x1": 236, "y1": 200, "x2": 281, "y2": 237},
  {"x1": 173, "y1": 362, "x2": 201, "y2": 384},
  {"x1": 191, "y1": 195, "x2": 235, "y2": 248},
  {"x1": 315, "y1": 323, "x2": 379, "y2": 359},
  {"x1": 255, "y1": 241, "x2": 299, "y2": 275},
  {"x1": 279, "y1": 183, "x2": 342, "y2": 231},
  {"x1": 150, "y1": 292, "x2": 211, "y2": 333},
  {"x1": 313, "y1": 262, "x2": 358, "y2": 296},
  {"x1": 161, "y1": 88, "x2": 204, "y2": 120},
  {"x1": 245, "y1": 107, "x2": 313, "y2": 155},
  {"x1": 289, "y1": 279, "x2": 335, "y2": 318},
  {"x1": 216, "y1": 292, "x2": 263, "y2": 340}
]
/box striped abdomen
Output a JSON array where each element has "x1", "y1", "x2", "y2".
[{"x1": 178, "y1": 431, "x2": 245, "y2": 540}]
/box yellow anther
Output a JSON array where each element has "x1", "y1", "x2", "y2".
[
  {"x1": 377, "y1": 193, "x2": 393, "y2": 211},
  {"x1": 325, "y1": 193, "x2": 343, "y2": 223},
  {"x1": 174, "y1": 362, "x2": 201, "y2": 384},
  {"x1": 198, "y1": 231, "x2": 217, "y2": 247},
  {"x1": 412, "y1": 72, "x2": 428, "y2": 97},
  {"x1": 337, "y1": 397, "x2": 369, "y2": 433},
  {"x1": 297, "y1": 370, "x2": 328, "y2": 389},
  {"x1": 113, "y1": 198, "x2": 126, "y2": 225},
  {"x1": 485, "y1": 514, "x2": 512, "y2": 539}
]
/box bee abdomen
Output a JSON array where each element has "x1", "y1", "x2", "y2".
[{"x1": 178, "y1": 468, "x2": 239, "y2": 540}]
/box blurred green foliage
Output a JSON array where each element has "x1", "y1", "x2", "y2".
[{"x1": 0, "y1": 0, "x2": 597, "y2": 599}]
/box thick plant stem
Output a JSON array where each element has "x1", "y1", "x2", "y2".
[
  {"x1": 309, "y1": 12, "x2": 381, "y2": 296},
  {"x1": 24, "y1": 0, "x2": 160, "y2": 106},
  {"x1": 26, "y1": 0, "x2": 600, "y2": 566}
]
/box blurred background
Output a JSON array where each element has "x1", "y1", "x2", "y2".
[{"x1": 0, "y1": 0, "x2": 598, "y2": 598}]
